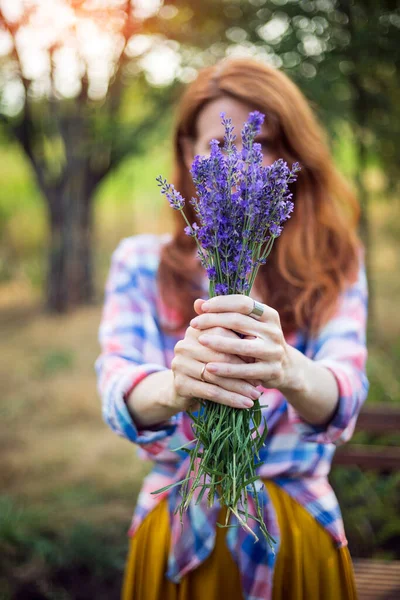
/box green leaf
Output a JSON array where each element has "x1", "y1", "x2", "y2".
[
  {"x1": 205, "y1": 466, "x2": 226, "y2": 477},
  {"x1": 195, "y1": 485, "x2": 209, "y2": 505},
  {"x1": 151, "y1": 477, "x2": 188, "y2": 495},
  {"x1": 237, "y1": 509, "x2": 261, "y2": 523},
  {"x1": 253, "y1": 397, "x2": 261, "y2": 428},
  {"x1": 256, "y1": 419, "x2": 269, "y2": 454},
  {"x1": 216, "y1": 522, "x2": 240, "y2": 529},
  {"x1": 172, "y1": 440, "x2": 195, "y2": 452},
  {"x1": 243, "y1": 475, "x2": 261, "y2": 489}
]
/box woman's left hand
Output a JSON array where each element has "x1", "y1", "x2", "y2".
[{"x1": 190, "y1": 295, "x2": 294, "y2": 391}]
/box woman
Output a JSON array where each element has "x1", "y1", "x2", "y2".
[{"x1": 95, "y1": 57, "x2": 368, "y2": 600}]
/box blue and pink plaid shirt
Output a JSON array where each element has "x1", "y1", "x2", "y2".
[{"x1": 95, "y1": 233, "x2": 369, "y2": 600}]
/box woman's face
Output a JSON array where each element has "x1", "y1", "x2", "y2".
[{"x1": 182, "y1": 95, "x2": 277, "y2": 170}]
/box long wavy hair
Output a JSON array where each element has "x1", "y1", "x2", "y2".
[{"x1": 157, "y1": 57, "x2": 361, "y2": 336}]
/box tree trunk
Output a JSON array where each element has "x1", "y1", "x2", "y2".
[{"x1": 46, "y1": 169, "x2": 94, "y2": 313}]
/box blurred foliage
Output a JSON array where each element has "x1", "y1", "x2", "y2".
[
  {"x1": 331, "y1": 334, "x2": 400, "y2": 562},
  {"x1": 157, "y1": 0, "x2": 400, "y2": 189},
  {"x1": 367, "y1": 339, "x2": 400, "y2": 405},
  {"x1": 38, "y1": 349, "x2": 75, "y2": 376},
  {"x1": 0, "y1": 496, "x2": 127, "y2": 600},
  {"x1": 331, "y1": 468, "x2": 400, "y2": 560}
]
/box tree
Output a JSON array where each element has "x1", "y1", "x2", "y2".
[{"x1": 0, "y1": 0, "x2": 180, "y2": 311}]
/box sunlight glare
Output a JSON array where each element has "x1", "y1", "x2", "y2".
[
  {"x1": 140, "y1": 43, "x2": 181, "y2": 86},
  {"x1": 0, "y1": 0, "x2": 181, "y2": 100},
  {"x1": 0, "y1": 0, "x2": 24, "y2": 23},
  {"x1": 125, "y1": 34, "x2": 154, "y2": 58},
  {"x1": 0, "y1": 29, "x2": 13, "y2": 56},
  {"x1": 53, "y1": 46, "x2": 84, "y2": 98},
  {"x1": 132, "y1": 0, "x2": 162, "y2": 20}
]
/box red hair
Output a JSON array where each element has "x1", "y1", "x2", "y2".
[{"x1": 158, "y1": 58, "x2": 361, "y2": 335}]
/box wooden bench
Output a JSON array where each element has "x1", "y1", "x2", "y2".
[{"x1": 333, "y1": 403, "x2": 400, "y2": 600}]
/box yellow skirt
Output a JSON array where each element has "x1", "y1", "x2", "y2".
[{"x1": 122, "y1": 480, "x2": 358, "y2": 600}]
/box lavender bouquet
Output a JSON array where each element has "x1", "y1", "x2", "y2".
[{"x1": 156, "y1": 111, "x2": 300, "y2": 544}]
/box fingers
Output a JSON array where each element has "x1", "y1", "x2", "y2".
[
  {"x1": 197, "y1": 332, "x2": 284, "y2": 362},
  {"x1": 183, "y1": 326, "x2": 262, "y2": 364},
  {"x1": 198, "y1": 294, "x2": 280, "y2": 325},
  {"x1": 174, "y1": 375, "x2": 259, "y2": 412},
  {"x1": 201, "y1": 369, "x2": 262, "y2": 401},
  {"x1": 187, "y1": 323, "x2": 248, "y2": 341},
  {"x1": 188, "y1": 302, "x2": 287, "y2": 391},
  {"x1": 174, "y1": 334, "x2": 246, "y2": 366},
  {"x1": 193, "y1": 298, "x2": 207, "y2": 316},
  {"x1": 191, "y1": 312, "x2": 258, "y2": 336},
  {"x1": 205, "y1": 359, "x2": 284, "y2": 383},
  {"x1": 172, "y1": 357, "x2": 259, "y2": 409},
  {"x1": 180, "y1": 377, "x2": 255, "y2": 409},
  {"x1": 174, "y1": 324, "x2": 266, "y2": 407},
  {"x1": 191, "y1": 311, "x2": 282, "y2": 340}
]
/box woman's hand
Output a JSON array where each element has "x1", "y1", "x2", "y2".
[
  {"x1": 171, "y1": 305, "x2": 263, "y2": 411},
  {"x1": 189, "y1": 295, "x2": 295, "y2": 392}
]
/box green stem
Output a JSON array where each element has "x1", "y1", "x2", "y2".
[
  {"x1": 248, "y1": 235, "x2": 276, "y2": 291},
  {"x1": 179, "y1": 209, "x2": 210, "y2": 268}
]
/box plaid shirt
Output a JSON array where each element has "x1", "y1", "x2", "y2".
[{"x1": 95, "y1": 233, "x2": 369, "y2": 600}]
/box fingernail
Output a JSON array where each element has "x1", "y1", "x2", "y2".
[
  {"x1": 190, "y1": 318, "x2": 199, "y2": 328},
  {"x1": 242, "y1": 399, "x2": 254, "y2": 409},
  {"x1": 250, "y1": 389, "x2": 262, "y2": 400}
]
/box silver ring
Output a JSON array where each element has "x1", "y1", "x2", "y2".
[
  {"x1": 200, "y1": 364, "x2": 208, "y2": 382},
  {"x1": 248, "y1": 299, "x2": 264, "y2": 319}
]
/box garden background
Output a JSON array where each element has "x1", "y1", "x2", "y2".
[{"x1": 0, "y1": 1, "x2": 399, "y2": 598}]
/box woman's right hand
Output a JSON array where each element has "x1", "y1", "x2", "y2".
[{"x1": 171, "y1": 324, "x2": 262, "y2": 412}]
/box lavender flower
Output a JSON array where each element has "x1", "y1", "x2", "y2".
[
  {"x1": 156, "y1": 175, "x2": 185, "y2": 210},
  {"x1": 215, "y1": 282, "x2": 229, "y2": 295},
  {"x1": 184, "y1": 222, "x2": 199, "y2": 237},
  {"x1": 156, "y1": 111, "x2": 301, "y2": 546},
  {"x1": 176, "y1": 112, "x2": 300, "y2": 295}
]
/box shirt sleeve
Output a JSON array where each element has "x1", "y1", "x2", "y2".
[
  {"x1": 94, "y1": 236, "x2": 180, "y2": 452},
  {"x1": 287, "y1": 254, "x2": 369, "y2": 446}
]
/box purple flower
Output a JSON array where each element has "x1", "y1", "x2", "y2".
[
  {"x1": 241, "y1": 111, "x2": 265, "y2": 153},
  {"x1": 207, "y1": 265, "x2": 217, "y2": 278},
  {"x1": 220, "y1": 112, "x2": 237, "y2": 154},
  {"x1": 269, "y1": 223, "x2": 283, "y2": 237},
  {"x1": 156, "y1": 176, "x2": 185, "y2": 211},
  {"x1": 184, "y1": 222, "x2": 200, "y2": 237},
  {"x1": 158, "y1": 110, "x2": 300, "y2": 297},
  {"x1": 215, "y1": 283, "x2": 229, "y2": 295}
]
